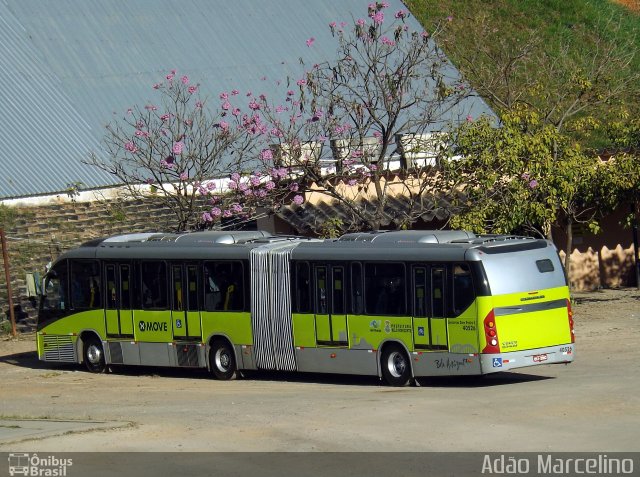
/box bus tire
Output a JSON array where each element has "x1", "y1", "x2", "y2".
[
  {"x1": 83, "y1": 336, "x2": 106, "y2": 373},
  {"x1": 381, "y1": 344, "x2": 411, "y2": 386},
  {"x1": 210, "y1": 339, "x2": 237, "y2": 380}
]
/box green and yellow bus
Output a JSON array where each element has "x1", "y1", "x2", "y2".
[{"x1": 37, "y1": 229, "x2": 574, "y2": 386}]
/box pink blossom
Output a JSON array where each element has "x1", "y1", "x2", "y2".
[
  {"x1": 153, "y1": 83, "x2": 162, "y2": 89},
  {"x1": 232, "y1": 108, "x2": 241, "y2": 116},
  {"x1": 202, "y1": 212, "x2": 213, "y2": 222},
  {"x1": 329, "y1": 21, "x2": 337, "y2": 28},
  {"x1": 447, "y1": 15, "x2": 454, "y2": 22},
  {"x1": 126, "y1": 108, "x2": 133, "y2": 115},
  {"x1": 195, "y1": 101, "x2": 203, "y2": 109},
  {"x1": 180, "y1": 172, "x2": 188, "y2": 181},
  {"x1": 184, "y1": 119, "x2": 193, "y2": 127},
  {"x1": 124, "y1": 141, "x2": 137, "y2": 153},
  {"x1": 211, "y1": 207, "x2": 222, "y2": 217},
  {"x1": 146, "y1": 178, "x2": 154, "y2": 185},
  {"x1": 351, "y1": 149, "x2": 363, "y2": 158},
  {"x1": 135, "y1": 130, "x2": 149, "y2": 138},
  {"x1": 296, "y1": 78, "x2": 306, "y2": 86},
  {"x1": 255, "y1": 189, "x2": 267, "y2": 199},
  {"x1": 370, "y1": 164, "x2": 378, "y2": 171},
  {"x1": 228, "y1": 180, "x2": 238, "y2": 190},
  {"x1": 529, "y1": 179, "x2": 539, "y2": 189},
  {"x1": 347, "y1": 179, "x2": 358, "y2": 186},
  {"x1": 166, "y1": 74, "x2": 174, "y2": 81},
  {"x1": 521, "y1": 172, "x2": 530, "y2": 181},
  {"x1": 219, "y1": 120, "x2": 229, "y2": 131},
  {"x1": 260, "y1": 149, "x2": 274, "y2": 161},
  {"x1": 219, "y1": 92, "x2": 229, "y2": 100},
  {"x1": 188, "y1": 85, "x2": 198, "y2": 94},
  {"x1": 181, "y1": 75, "x2": 189, "y2": 85},
  {"x1": 370, "y1": 11, "x2": 384, "y2": 24},
  {"x1": 306, "y1": 37, "x2": 315, "y2": 47},
  {"x1": 171, "y1": 69, "x2": 177, "y2": 74},
  {"x1": 289, "y1": 182, "x2": 299, "y2": 192},
  {"x1": 161, "y1": 113, "x2": 171, "y2": 122},
  {"x1": 223, "y1": 210, "x2": 233, "y2": 218},
  {"x1": 248, "y1": 100, "x2": 261, "y2": 110},
  {"x1": 394, "y1": 10, "x2": 407, "y2": 19},
  {"x1": 231, "y1": 89, "x2": 239, "y2": 96},
  {"x1": 381, "y1": 36, "x2": 395, "y2": 46},
  {"x1": 231, "y1": 172, "x2": 241, "y2": 182},
  {"x1": 172, "y1": 141, "x2": 184, "y2": 155},
  {"x1": 222, "y1": 101, "x2": 231, "y2": 110},
  {"x1": 287, "y1": 90, "x2": 295, "y2": 96},
  {"x1": 466, "y1": 115, "x2": 473, "y2": 122},
  {"x1": 145, "y1": 104, "x2": 157, "y2": 111},
  {"x1": 292, "y1": 195, "x2": 304, "y2": 205},
  {"x1": 357, "y1": 18, "x2": 366, "y2": 26},
  {"x1": 265, "y1": 181, "x2": 276, "y2": 190},
  {"x1": 250, "y1": 176, "x2": 261, "y2": 187},
  {"x1": 231, "y1": 203, "x2": 243, "y2": 214}
]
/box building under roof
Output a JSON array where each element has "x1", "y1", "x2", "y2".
[{"x1": 0, "y1": 0, "x2": 493, "y2": 201}]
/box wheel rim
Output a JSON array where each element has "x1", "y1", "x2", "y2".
[
  {"x1": 215, "y1": 348, "x2": 231, "y2": 372},
  {"x1": 387, "y1": 351, "x2": 406, "y2": 378},
  {"x1": 87, "y1": 343, "x2": 102, "y2": 365}
]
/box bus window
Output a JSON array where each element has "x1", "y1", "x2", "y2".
[
  {"x1": 365, "y1": 263, "x2": 405, "y2": 316},
  {"x1": 42, "y1": 261, "x2": 68, "y2": 311},
  {"x1": 350, "y1": 262, "x2": 363, "y2": 315},
  {"x1": 203, "y1": 261, "x2": 243, "y2": 311},
  {"x1": 141, "y1": 262, "x2": 167, "y2": 309},
  {"x1": 431, "y1": 267, "x2": 445, "y2": 317},
  {"x1": 315, "y1": 266, "x2": 328, "y2": 314},
  {"x1": 172, "y1": 265, "x2": 184, "y2": 311},
  {"x1": 453, "y1": 264, "x2": 474, "y2": 315},
  {"x1": 186, "y1": 265, "x2": 199, "y2": 311},
  {"x1": 332, "y1": 267, "x2": 345, "y2": 315},
  {"x1": 120, "y1": 265, "x2": 131, "y2": 309},
  {"x1": 413, "y1": 267, "x2": 427, "y2": 317},
  {"x1": 294, "y1": 262, "x2": 311, "y2": 313},
  {"x1": 70, "y1": 260, "x2": 101, "y2": 309},
  {"x1": 106, "y1": 265, "x2": 117, "y2": 309}
]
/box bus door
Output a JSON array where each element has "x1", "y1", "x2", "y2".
[
  {"x1": 104, "y1": 263, "x2": 134, "y2": 337},
  {"x1": 171, "y1": 264, "x2": 201, "y2": 340},
  {"x1": 314, "y1": 265, "x2": 348, "y2": 347},
  {"x1": 411, "y1": 265, "x2": 448, "y2": 350}
]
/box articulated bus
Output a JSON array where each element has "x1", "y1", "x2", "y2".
[{"x1": 37, "y1": 230, "x2": 575, "y2": 386}]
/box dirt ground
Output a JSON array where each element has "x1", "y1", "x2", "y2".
[{"x1": 0, "y1": 288, "x2": 638, "y2": 452}]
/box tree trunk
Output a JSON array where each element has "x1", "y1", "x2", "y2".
[{"x1": 564, "y1": 217, "x2": 573, "y2": 287}]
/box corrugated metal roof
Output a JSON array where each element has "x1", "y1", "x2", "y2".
[{"x1": 0, "y1": 0, "x2": 493, "y2": 200}]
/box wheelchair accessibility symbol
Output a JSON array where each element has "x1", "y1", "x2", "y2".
[{"x1": 492, "y1": 357, "x2": 503, "y2": 368}]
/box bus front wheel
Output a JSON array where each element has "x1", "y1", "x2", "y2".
[
  {"x1": 381, "y1": 345, "x2": 411, "y2": 386},
  {"x1": 209, "y1": 340, "x2": 237, "y2": 380},
  {"x1": 83, "y1": 336, "x2": 106, "y2": 373}
]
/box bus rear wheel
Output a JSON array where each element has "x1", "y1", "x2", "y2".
[
  {"x1": 83, "y1": 336, "x2": 106, "y2": 373},
  {"x1": 210, "y1": 340, "x2": 237, "y2": 380},
  {"x1": 381, "y1": 345, "x2": 411, "y2": 386}
]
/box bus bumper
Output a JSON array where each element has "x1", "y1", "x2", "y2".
[{"x1": 480, "y1": 343, "x2": 575, "y2": 374}]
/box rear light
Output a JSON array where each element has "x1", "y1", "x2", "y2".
[
  {"x1": 567, "y1": 298, "x2": 575, "y2": 343},
  {"x1": 482, "y1": 309, "x2": 500, "y2": 354}
]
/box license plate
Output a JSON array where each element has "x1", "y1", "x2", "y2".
[{"x1": 533, "y1": 353, "x2": 548, "y2": 363}]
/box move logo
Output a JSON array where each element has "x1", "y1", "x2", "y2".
[{"x1": 138, "y1": 320, "x2": 168, "y2": 332}]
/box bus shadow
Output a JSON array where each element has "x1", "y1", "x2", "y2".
[
  {"x1": 417, "y1": 372, "x2": 553, "y2": 388},
  {"x1": 0, "y1": 350, "x2": 553, "y2": 387}
]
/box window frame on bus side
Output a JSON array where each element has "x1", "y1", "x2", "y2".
[
  {"x1": 292, "y1": 261, "x2": 312, "y2": 313},
  {"x1": 363, "y1": 261, "x2": 407, "y2": 316},
  {"x1": 202, "y1": 260, "x2": 245, "y2": 312},
  {"x1": 69, "y1": 259, "x2": 102, "y2": 310},
  {"x1": 139, "y1": 260, "x2": 168, "y2": 310}
]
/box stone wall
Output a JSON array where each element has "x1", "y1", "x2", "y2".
[{"x1": 0, "y1": 196, "x2": 178, "y2": 320}]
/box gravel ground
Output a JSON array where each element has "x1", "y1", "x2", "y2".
[{"x1": 0, "y1": 288, "x2": 638, "y2": 452}]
